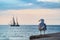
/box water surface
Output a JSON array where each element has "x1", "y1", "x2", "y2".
[{"x1": 0, "y1": 25, "x2": 60, "y2": 40}]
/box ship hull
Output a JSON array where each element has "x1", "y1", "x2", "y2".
[{"x1": 10, "y1": 25, "x2": 20, "y2": 27}]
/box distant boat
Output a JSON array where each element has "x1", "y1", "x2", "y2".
[{"x1": 10, "y1": 16, "x2": 20, "y2": 26}]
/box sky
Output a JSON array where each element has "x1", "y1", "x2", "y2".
[{"x1": 0, "y1": 0, "x2": 60, "y2": 25}]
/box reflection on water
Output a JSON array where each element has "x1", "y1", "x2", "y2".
[{"x1": 0, "y1": 25, "x2": 60, "y2": 40}]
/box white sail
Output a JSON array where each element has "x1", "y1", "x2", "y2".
[{"x1": 10, "y1": 16, "x2": 20, "y2": 26}]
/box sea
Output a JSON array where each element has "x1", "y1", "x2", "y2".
[{"x1": 0, "y1": 25, "x2": 60, "y2": 40}]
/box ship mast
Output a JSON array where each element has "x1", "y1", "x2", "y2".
[
  {"x1": 12, "y1": 16, "x2": 16, "y2": 25},
  {"x1": 16, "y1": 17, "x2": 19, "y2": 25}
]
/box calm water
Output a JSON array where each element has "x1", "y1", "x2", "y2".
[{"x1": 0, "y1": 25, "x2": 60, "y2": 40}]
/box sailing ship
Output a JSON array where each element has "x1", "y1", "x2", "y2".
[{"x1": 10, "y1": 17, "x2": 20, "y2": 26}]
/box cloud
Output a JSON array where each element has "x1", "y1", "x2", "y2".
[
  {"x1": 37, "y1": 0, "x2": 60, "y2": 2},
  {"x1": 36, "y1": 2, "x2": 60, "y2": 8},
  {"x1": 0, "y1": 0, "x2": 34, "y2": 10},
  {"x1": 0, "y1": 0, "x2": 60, "y2": 10}
]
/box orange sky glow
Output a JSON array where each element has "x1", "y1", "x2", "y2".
[{"x1": 0, "y1": 9, "x2": 60, "y2": 25}]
